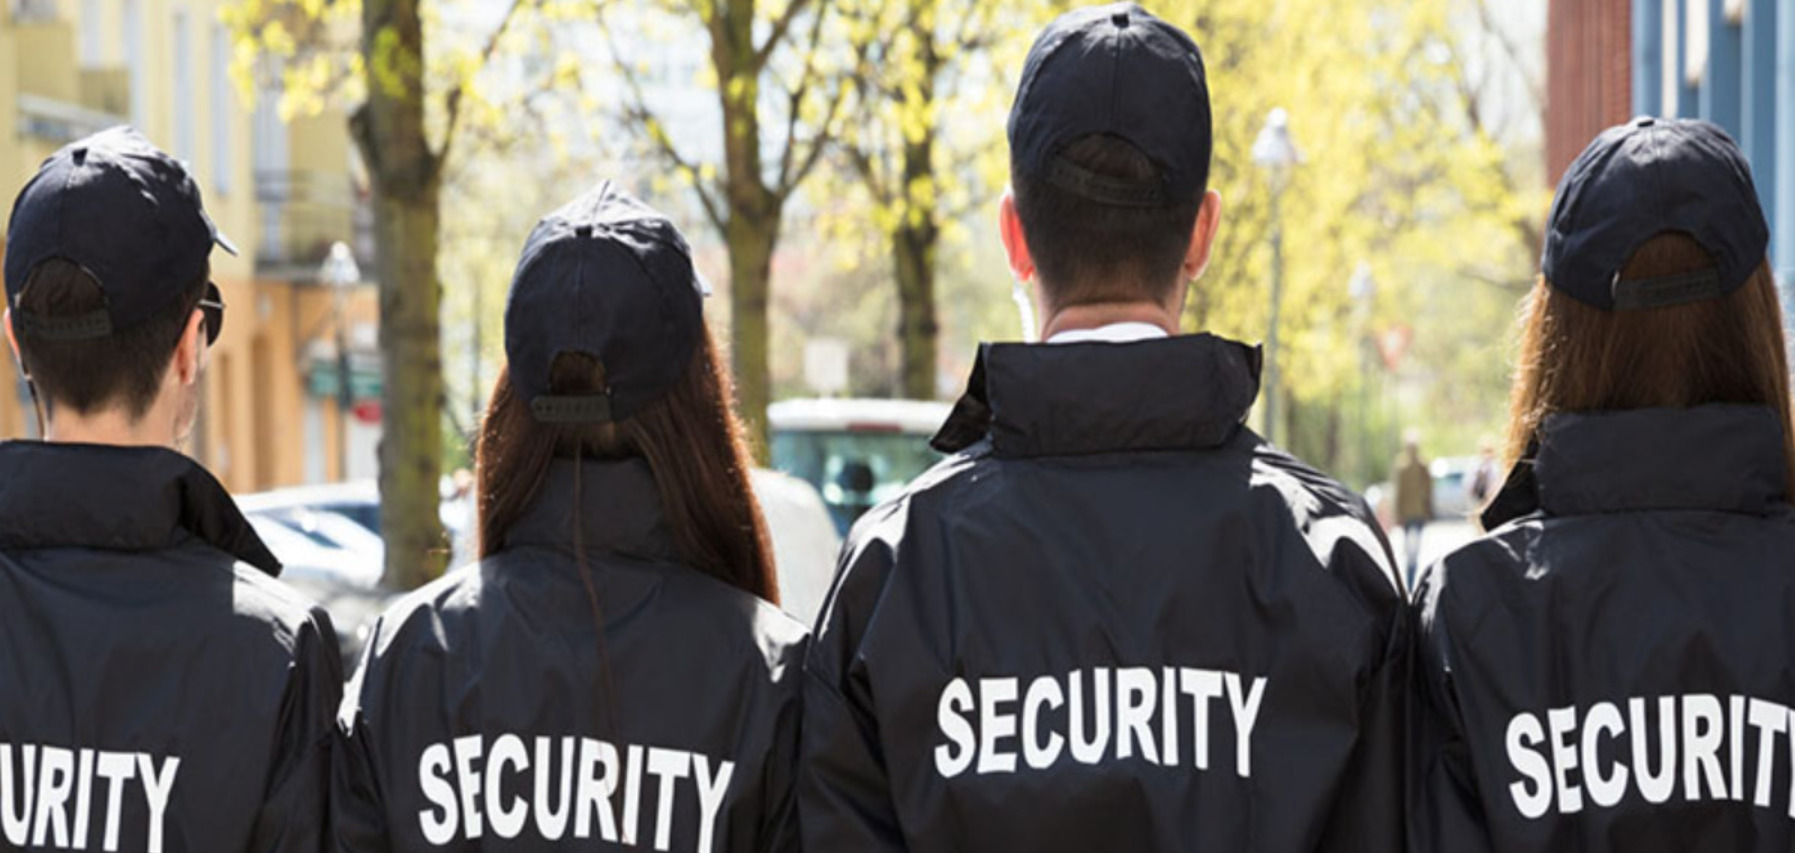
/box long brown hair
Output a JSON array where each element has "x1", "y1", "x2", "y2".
[
  {"x1": 475, "y1": 330, "x2": 778, "y2": 603},
  {"x1": 1505, "y1": 231, "x2": 1795, "y2": 489}
]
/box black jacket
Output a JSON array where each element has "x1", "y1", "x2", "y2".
[
  {"x1": 0, "y1": 441, "x2": 342, "y2": 853},
  {"x1": 800, "y1": 334, "x2": 1409, "y2": 853},
  {"x1": 333, "y1": 458, "x2": 807, "y2": 853},
  {"x1": 1410, "y1": 405, "x2": 1795, "y2": 853}
]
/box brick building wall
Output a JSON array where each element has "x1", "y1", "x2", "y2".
[{"x1": 1545, "y1": 0, "x2": 1633, "y2": 185}]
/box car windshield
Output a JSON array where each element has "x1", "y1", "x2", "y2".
[
  {"x1": 323, "y1": 502, "x2": 381, "y2": 535},
  {"x1": 771, "y1": 429, "x2": 942, "y2": 534}
]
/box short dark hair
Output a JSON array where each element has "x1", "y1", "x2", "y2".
[
  {"x1": 12, "y1": 259, "x2": 205, "y2": 420},
  {"x1": 1012, "y1": 134, "x2": 1205, "y2": 306}
]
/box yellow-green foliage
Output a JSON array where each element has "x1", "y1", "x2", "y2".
[{"x1": 801, "y1": 0, "x2": 1541, "y2": 464}]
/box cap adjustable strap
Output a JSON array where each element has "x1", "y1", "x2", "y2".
[
  {"x1": 531, "y1": 393, "x2": 615, "y2": 424},
  {"x1": 1044, "y1": 157, "x2": 1171, "y2": 208},
  {"x1": 1611, "y1": 269, "x2": 1725, "y2": 311},
  {"x1": 13, "y1": 309, "x2": 113, "y2": 340}
]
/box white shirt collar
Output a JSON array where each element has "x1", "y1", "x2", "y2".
[{"x1": 1044, "y1": 322, "x2": 1172, "y2": 345}]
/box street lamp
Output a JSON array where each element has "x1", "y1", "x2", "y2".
[
  {"x1": 1348, "y1": 262, "x2": 1377, "y2": 483},
  {"x1": 1252, "y1": 107, "x2": 1299, "y2": 446},
  {"x1": 319, "y1": 241, "x2": 361, "y2": 482}
]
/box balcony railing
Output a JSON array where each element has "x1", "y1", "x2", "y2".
[
  {"x1": 10, "y1": 0, "x2": 57, "y2": 23},
  {"x1": 254, "y1": 169, "x2": 375, "y2": 278},
  {"x1": 17, "y1": 93, "x2": 125, "y2": 145}
]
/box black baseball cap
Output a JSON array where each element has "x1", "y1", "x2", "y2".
[
  {"x1": 503, "y1": 181, "x2": 707, "y2": 424},
  {"x1": 1543, "y1": 116, "x2": 1769, "y2": 311},
  {"x1": 4, "y1": 126, "x2": 237, "y2": 339},
  {"x1": 1008, "y1": 3, "x2": 1212, "y2": 208}
]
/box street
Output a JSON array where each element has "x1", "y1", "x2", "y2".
[{"x1": 1389, "y1": 517, "x2": 1480, "y2": 587}]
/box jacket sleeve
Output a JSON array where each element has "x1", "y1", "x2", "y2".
[
  {"x1": 1316, "y1": 535, "x2": 1410, "y2": 853},
  {"x1": 1406, "y1": 563, "x2": 1493, "y2": 853},
  {"x1": 330, "y1": 626, "x2": 392, "y2": 853},
  {"x1": 798, "y1": 531, "x2": 908, "y2": 853},
  {"x1": 759, "y1": 639, "x2": 807, "y2": 853},
  {"x1": 249, "y1": 606, "x2": 344, "y2": 853}
]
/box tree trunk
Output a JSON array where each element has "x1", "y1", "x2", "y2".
[
  {"x1": 372, "y1": 189, "x2": 446, "y2": 590},
  {"x1": 893, "y1": 6, "x2": 940, "y2": 400},
  {"x1": 725, "y1": 214, "x2": 776, "y2": 460},
  {"x1": 893, "y1": 217, "x2": 938, "y2": 399},
  {"x1": 714, "y1": 0, "x2": 780, "y2": 462},
  {"x1": 358, "y1": 0, "x2": 447, "y2": 590}
]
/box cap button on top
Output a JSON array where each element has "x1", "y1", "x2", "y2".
[
  {"x1": 1111, "y1": 10, "x2": 1130, "y2": 27},
  {"x1": 1634, "y1": 117, "x2": 1656, "y2": 127},
  {"x1": 575, "y1": 224, "x2": 594, "y2": 238}
]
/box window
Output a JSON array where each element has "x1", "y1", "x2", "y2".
[
  {"x1": 124, "y1": 0, "x2": 145, "y2": 127},
  {"x1": 1684, "y1": 0, "x2": 1709, "y2": 86},
  {"x1": 212, "y1": 23, "x2": 234, "y2": 194},
  {"x1": 80, "y1": 0, "x2": 103, "y2": 65},
  {"x1": 1660, "y1": 0, "x2": 1680, "y2": 115},
  {"x1": 172, "y1": 10, "x2": 195, "y2": 163}
]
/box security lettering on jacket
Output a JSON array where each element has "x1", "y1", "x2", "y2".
[
  {"x1": 932, "y1": 668, "x2": 1267, "y2": 778},
  {"x1": 0, "y1": 444, "x2": 343, "y2": 853},
  {"x1": 333, "y1": 459, "x2": 806, "y2": 853},
  {"x1": 1502, "y1": 695, "x2": 1795, "y2": 819},
  {"x1": 0, "y1": 744, "x2": 180, "y2": 853},
  {"x1": 1410, "y1": 406, "x2": 1795, "y2": 853},
  {"x1": 410, "y1": 734, "x2": 735, "y2": 851},
  {"x1": 801, "y1": 336, "x2": 1409, "y2": 853}
]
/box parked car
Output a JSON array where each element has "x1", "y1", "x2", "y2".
[
  {"x1": 1363, "y1": 454, "x2": 1485, "y2": 528},
  {"x1": 243, "y1": 513, "x2": 391, "y2": 669},
  {"x1": 751, "y1": 468, "x2": 841, "y2": 628},
  {"x1": 768, "y1": 398, "x2": 953, "y2": 535},
  {"x1": 239, "y1": 467, "x2": 846, "y2": 671},
  {"x1": 1428, "y1": 455, "x2": 1480, "y2": 519},
  {"x1": 237, "y1": 481, "x2": 385, "y2": 538},
  {"x1": 245, "y1": 515, "x2": 381, "y2": 590}
]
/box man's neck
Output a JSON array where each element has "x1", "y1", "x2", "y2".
[
  {"x1": 1039, "y1": 301, "x2": 1181, "y2": 341},
  {"x1": 45, "y1": 407, "x2": 177, "y2": 449}
]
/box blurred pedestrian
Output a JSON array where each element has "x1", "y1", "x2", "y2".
[
  {"x1": 1467, "y1": 438, "x2": 1500, "y2": 509},
  {"x1": 0, "y1": 127, "x2": 340, "y2": 852},
  {"x1": 1410, "y1": 118, "x2": 1795, "y2": 853},
  {"x1": 1392, "y1": 433, "x2": 1433, "y2": 585},
  {"x1": 332, "y1": 183, "x2": 805, "y2": 852},
  {"x1": 799, "y1": 5, "x2": 1407, "y2": 852}
]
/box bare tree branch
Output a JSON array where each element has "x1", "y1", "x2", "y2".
[
  {"x1": 753, "y1": 0, "x2": 817, "y2": 69},
  {"x1": 439, "y1": 0, "x2": 534, "y2": 166},
  {"x1": 598, "y1": 10, "x2": 728, "y2": 231},
  {"x1": 774, "y1": 3, "x2": 845, "y2": 199},
  {"x1": 1470, "y1": 0, "x2": 1543, "y2": 110}
]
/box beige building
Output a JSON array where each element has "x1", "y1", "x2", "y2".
[{"x1": 1, "y1": 0, "x2": 380, "y2": 493}]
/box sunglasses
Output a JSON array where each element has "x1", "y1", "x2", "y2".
[{"x1": 198, "y1": 282, "x2": 225, "y2": 346}]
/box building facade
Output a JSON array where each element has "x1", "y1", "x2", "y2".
[
  {"x1": 1546, "y1": 0, "x2": 1794, "y2": 294},
  {"x1": 1, "y1": 0, "x2": 381, "y2": 492}
]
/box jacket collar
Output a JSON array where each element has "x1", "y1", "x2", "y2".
[
  {"x1": 932, "y1": 333, "x2": 1264, "y2": 457},
  {"x1": 1481, "y1": 404, "x2": 1789, "y2": 528},
  {"x1": 503, "y1": 457, "x2": 677, "y2": 561},
  {"x1": 0, "y1": 441, "x2": 280, "y2": 574}
]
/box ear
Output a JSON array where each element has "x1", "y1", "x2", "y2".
[
  {"x1": 2, "y1": 309, "x2": 19, "y2": 372},
  {"x1": 171, "y1": 307, "x2": 207, "y2": 387},
  {"x1": 1182, "y1": 190, "x2": 1224, "y2": 282},
  {"x1": 999, "y1": 190, "x2": 1037, "y2": 285}
]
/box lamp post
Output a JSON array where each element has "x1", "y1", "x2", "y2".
[
  {"x1": 319, "y1": 241, "x2": 361, "y2": 482},
  {"x1": 1349, "y1": 262, "x2": 1377, "y2": 484},
  {"x1": 1252, "y1": 107, "x2": 1299, "y2": 446}
]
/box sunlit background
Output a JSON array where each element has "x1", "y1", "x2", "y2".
[{"x1": 2, "y1": 0, "x2": 1791, "y2": 639}]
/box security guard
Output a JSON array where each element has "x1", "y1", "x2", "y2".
[
  {"x1": 332, "y1": 183, "x2": 806, "y2": 853},
  {"x1": 0, "y1": 128, "x2": 342, "y2": 852},
  {"x1": 799, "y1": 6, "x2": 1408, "y2": 851},
  {"x1": 1410, "y1": 119, "x2": 1795, "y2": 852}
]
